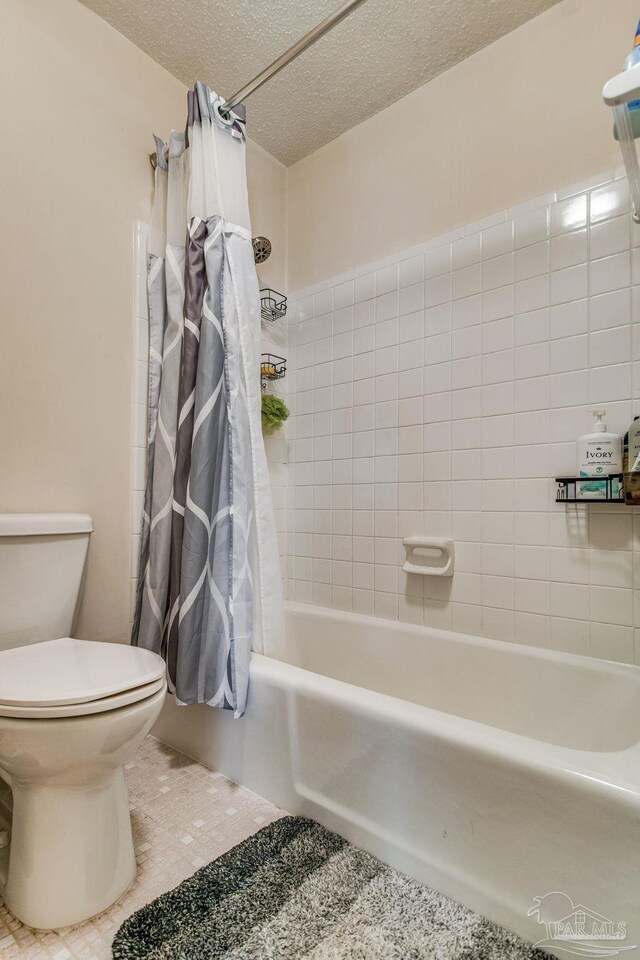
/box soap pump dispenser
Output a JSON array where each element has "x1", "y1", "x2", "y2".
[{"x1": 576, "y1": 410, "x2": 622, "y2": 500}]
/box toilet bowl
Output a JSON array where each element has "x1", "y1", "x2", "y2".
[
  {"x1": 0, "y1": 638, "x2": 166, "y2": 930},
  {"x1": 0, "y1": 513, "x2": 167, "y2": 930}
]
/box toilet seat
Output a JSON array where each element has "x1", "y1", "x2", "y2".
[
  {"x1": 0, "y1": 677, "x2": 166, "y2": 719},
  {"x1": 0, "y1": 637, "x2": 166, "y2": 718}
]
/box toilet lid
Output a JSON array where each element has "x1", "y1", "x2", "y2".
[{"x1": 0, "y1": 638, "x2": 166, "y2": 707}]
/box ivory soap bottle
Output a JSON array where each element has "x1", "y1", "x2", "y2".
[{"x1": 576, "y1": 410, "x2": 622, "y2": 499}]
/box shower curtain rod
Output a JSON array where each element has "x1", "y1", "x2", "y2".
[
  {"x1": 150, "y1": 0, "x2": 369, "y2": 168},
  {"x1": 223, "y1": 0, "x2": 369, "y2": 112}
]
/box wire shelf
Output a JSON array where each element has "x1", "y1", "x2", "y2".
[
  {"x1": 261, "y1": 354, "x2": 286, "y2": 389},
  {"x1": 555, "y1": 474, "x2": 624, "y2": 504},
  {"x1": 260, "y1": 288, "x2": 287, "y2": 322}
]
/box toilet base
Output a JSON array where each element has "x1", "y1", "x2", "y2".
[
  {"x1": 2, "y1": 767, "x2": 137, "y2": 931},
  {"x1": 0, "y1": 687, "x2": 166, "y2": 931}
]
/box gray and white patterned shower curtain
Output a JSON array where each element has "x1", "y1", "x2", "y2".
[{"x1": 133, "y1": 82, "x2": 283, "y2": 717}]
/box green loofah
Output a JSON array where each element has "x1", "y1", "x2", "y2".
[{"x1": 261, "y1": 393, "x2": 289, "y2": 437}]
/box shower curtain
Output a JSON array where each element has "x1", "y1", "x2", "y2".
[{"x1": 133, "y1": 82, "x2": 283, "y2": 717}]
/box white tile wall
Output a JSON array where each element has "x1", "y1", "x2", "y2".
[
  {"x1": 260, "y1": 298, "x2": 289, "y2": 564},
  {"x1": 287, "y1": 168, "x2": 640, "y2": 664},
  {"x1": 130, "y1": 224, "x2": 288, "y2": 621}
]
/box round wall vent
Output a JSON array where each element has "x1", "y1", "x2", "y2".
[{"x1": 252, "y1": 236, "x2": 272, "y2": 264}]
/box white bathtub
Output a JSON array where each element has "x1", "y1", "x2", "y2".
[{"x1": 154, "y1": 602, "x2": 640, "y2": 950}]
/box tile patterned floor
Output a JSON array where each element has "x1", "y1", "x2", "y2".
[{"x1": 0, "y1": 737, "x2": 283, "y2": 959}]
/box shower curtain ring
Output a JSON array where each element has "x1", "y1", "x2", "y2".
[{"x1": 212, "y1": 96, "x2": 235, "y2": 126}]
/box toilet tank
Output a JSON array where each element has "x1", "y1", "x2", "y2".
[{"x1": 0, "y1": 514, "x2": 93, "y2": 652}]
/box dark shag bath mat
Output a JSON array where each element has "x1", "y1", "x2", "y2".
[{"x1": 112, "y1": 816, "x2": 547, "y2": 960}]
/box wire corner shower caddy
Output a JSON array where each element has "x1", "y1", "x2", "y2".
[
  {"x1": 260, "y1": 288, "x2": 287, "y2": 322},
  {"x1": 555, "y1": 474, "x2": 625, "y2": 504},
  {"x1": 261, "y1": 354, "x2": 286, "y2": 390}
]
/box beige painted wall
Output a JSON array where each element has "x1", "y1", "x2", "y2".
[
  {"x1": 0, "y1": 0, "x2": 286, "y2": 643},
  {"x1": 247, "y1": 139, "x2": 287, "y2": 291},
  {"x1": 287, "y1": 0, "x2": 637, "y2": 290}
]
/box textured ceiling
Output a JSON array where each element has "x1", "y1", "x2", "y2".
[{"x1": 79, "y1": 0, "x2": 562, "y2": 165}]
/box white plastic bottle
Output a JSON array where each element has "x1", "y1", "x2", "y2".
[{"x1": 576, "y1": 410, "x2": 622, "y2": 500}]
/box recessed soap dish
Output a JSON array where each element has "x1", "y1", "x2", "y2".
[{"x1": 402, "y1": 538, "x2": 455, "y2": 577}]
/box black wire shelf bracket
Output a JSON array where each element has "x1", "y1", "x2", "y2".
[
  {"x1": 260, "y1": 288, "x2": 287, "y2": 322},
  {"x1": 555, "y1": 474, "x2": 625, "y2": 504},
  {"x1": 261, "y1": 354, "x2": 286, "y2": 390}
]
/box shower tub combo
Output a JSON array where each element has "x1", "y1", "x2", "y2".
[{"x1": 154, "y1": 602, "x2": 640, "y2": 949}]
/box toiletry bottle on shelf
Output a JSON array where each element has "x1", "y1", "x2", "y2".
[
  {"x1": 626, "y1": 20, "x2": 640, "y2": 70},
  {"x1": 576, "y1": 410, "x2": 622, "y2": 500},
  {"x1": 623, "y1": 416, "x2": 639, "y2": 473},
  {"x1": 624, "y1": 416, "x2": 640, "y2": 503},
  {"x1": 617, "y1": 20, "x2": 640, "y2": 138}
]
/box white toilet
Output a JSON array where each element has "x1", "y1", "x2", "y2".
[{"x1": 0, "y1": 513, "x2": 166, "y2": 931}]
